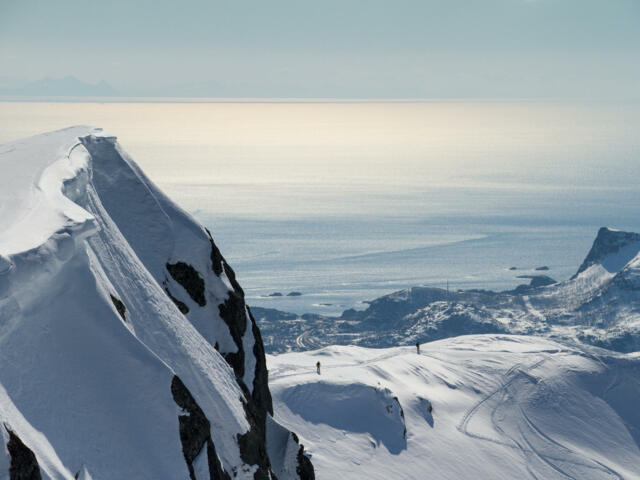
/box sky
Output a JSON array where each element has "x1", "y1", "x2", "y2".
[{"x1": 1, "y1": 0, "x2": 639, "y2": 98}]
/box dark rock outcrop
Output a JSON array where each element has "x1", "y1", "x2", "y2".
[
  {"x1": 295, "y1": 441, "x2": 314, "y2": 480},
  {"x1": 165, "y1": 229, "x2": 309, "y2": 479},
  {"x1": 574, "y1": 227, "x2": 640, "y2": 278},
  {"x1": 247, "y1": 308, "x2": 273, "y2": 418},
  {"x1": 511, "y1": 275, "x2": 557, "y2": 293},
  {"x1": 109, "y1": 294, "x2": 127, "y2": 321},
  {"x1": 166, "y1": 262, "x2": 206, "y2": 307},
  {"x1": 5, "y1": 426, "x2": 42, "y2": 480},
  {"x1": 205, "y1": 229, "x2": 281, "y2": 479},
  {"x1": 204, "y1": 229, "x2": 273, "y2": 412},
  {"x1": 170, "y1": 376, "x2": 231, "y2": 480},
  {"x1": 231, "y1": 309, "x2": 279, "y2": 480},
  {"x1": 218, "y1": 293, "x2": 248, "y2": 379}
]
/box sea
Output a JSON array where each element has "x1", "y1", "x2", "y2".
[{"x1": 2, "y1": 99, "x2": 640, "y2": 315}]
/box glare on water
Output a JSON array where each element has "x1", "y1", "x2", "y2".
[{"x1": 1, "y1": 100, "x2": 640, "y2": 313}]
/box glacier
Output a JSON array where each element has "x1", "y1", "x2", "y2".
[{"x1": 0, "y1": 127, "x2": 313, "y2": 480}]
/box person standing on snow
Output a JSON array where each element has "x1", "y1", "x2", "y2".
[
  {"x1": 416, "y1": 342, "x2": 421, "y2": 354},
  {"x1": 316, "y1": 361, "x2": 321, "y2": 375}
]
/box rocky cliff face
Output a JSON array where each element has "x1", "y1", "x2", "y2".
[{"x1": 573, "y1": 227, "x2": 640, "y2": 278}]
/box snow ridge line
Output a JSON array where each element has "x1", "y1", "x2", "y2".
[
  {"x1": 0, "y1": 136, "x2": 100, "y2": 318},
  {"x1": 456, "y1": 356, "x2": 548, "y2": 444}
]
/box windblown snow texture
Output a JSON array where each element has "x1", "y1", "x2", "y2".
[
  {"x1": 269, "y1": 336, "x2": 640, "y2": 480},
  {"x1": 257, "y1": 227, "x2": 640, "y2": 354},
  {"x1": 0, "y1": 127, "x2": 312, "y2": 480}
]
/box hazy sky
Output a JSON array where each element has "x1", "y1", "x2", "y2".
[{"x1": 1, "y1": 0, "x2": 639, "y2": 98}]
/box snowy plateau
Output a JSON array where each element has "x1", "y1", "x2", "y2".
[
  {"x1": 1, "y1": 127, "x2": 639, "y2": 480},
  {"x1": 269, "y1": 336, "x2": 640, "y2": 479}
]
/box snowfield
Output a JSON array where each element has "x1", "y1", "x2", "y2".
[
  {"x1": 0, "y1": 128, "x2": 312, "y2": 480},
  {"x1": 268, "y1": 335, "x2": 640, "y2": 479}
]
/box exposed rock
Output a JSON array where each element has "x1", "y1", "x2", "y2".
[
  {"x1": 535, "y1": 266, "x2": 549, "y2": 271},
  {"x1": 237, "y1": 424, "x2": 271, "y2": 480},
  {"x1": 166, "y1": 262, "x2": 206, "y2": 307},
  {"x1": 526, "y1": 275, "x2": 556, "y2": 288},
  {"x1": 203, "y1": 229, "x2": 280, "y2": 479},
  {"x1": 5, "y1": 426, "x2": 42, "y2": 480},
  {"x1": 109, "y1": 294, "x2": 126, "y2": 321},
  {"x1": 235, "y1": 310, "x2": 276, "y2": 480},
  {"x1": 573, "y1": 227, "x2": 640, "y2": 278},
  {"x1": 287, "y1": 292, "x2": 303, "y2": 297},
  {"x1": 207, "y1": 229, "x2": 226, "y2": 278},
  {"x1": 512, "y1": 275, "x2": 557, "y2": 293},
  {"x1": 170, "y1": 376, "x2": 230, "y2": 480},
  {"x1": 296, "y1": 444, "x2": 314, "y2": 480},
  {"x1": 392, "y1": 396, "x2": 407, "y2": 439},
  {"x1": 247, "y1": 307, "x2": 274, "y2": 418},
  {"x1": 268, "y1": 292, "x2": 283, "y2": 297},
  {"x1": 205, "y1": 229, "x2": 245, "y2": 298},
  {"x1": 218, "y1": 293, "x2": 248, "y2": 379},
  {"x1": 204, "y1": 229, "x2": 273, "y2": 412},
  {"x1": 340, "y1": 308, "x2": 359, "y2": 320}
]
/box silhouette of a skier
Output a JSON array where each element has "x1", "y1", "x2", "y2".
[
  {"x1": 416, "y1": 342, "x2": 420, "y2": 354},
  {"x1": 316, "y1": 361, "x2": 321, "y2": 375}
]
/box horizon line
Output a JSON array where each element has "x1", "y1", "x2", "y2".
[{"x1": 1, "y1": 95, "x2": 637, "y2": 104}]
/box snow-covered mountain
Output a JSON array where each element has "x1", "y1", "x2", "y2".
[
  {"x1": 0, "y1": 128, "x2": 313, "y2": 480},
  {"x1": 268, "y1": 335, "x2": 640, "y2": 479},
  {"x1": 256, "y1": 227, "x2": 640, "y2": 353}
]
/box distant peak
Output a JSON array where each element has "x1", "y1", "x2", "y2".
[{"x1": 573, "y1": 227, "x2": 640, "y2": 278}]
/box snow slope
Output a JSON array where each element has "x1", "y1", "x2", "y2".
[
  {"x1": 0, "y1": 128, "x2": 313, "y2": 480},
  {"x1": 256, "y1": 227, "x2": 640, "y2": 353},
  {"x1": 269, "y1": 335, "x2": 640, "y2": 479}
]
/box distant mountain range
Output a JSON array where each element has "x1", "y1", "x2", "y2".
[
  {"x1": 255, "y1": 227, "x2": 640, "y2": 353},
  {"x1": 0, "y1": 76, "x2": 119, "y2": 97}
]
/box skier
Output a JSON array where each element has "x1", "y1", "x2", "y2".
[
  {"x1": 416, "y1": 341, "x2": 420, "y2": 354},
  {"x1": 316, "y1": 361, "x2": 321, "y2": 375}
]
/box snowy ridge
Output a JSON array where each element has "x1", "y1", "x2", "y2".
[
  {"x1": 269, "y1": 335, "x2": 640, "y2": 479},
  {"x1": 0, "y1": 128, "x2": 313, "y2": 480}
]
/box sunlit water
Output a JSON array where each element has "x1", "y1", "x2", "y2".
[{"x1": 2, "y1": 100, "x2": 640, "y2": 314}]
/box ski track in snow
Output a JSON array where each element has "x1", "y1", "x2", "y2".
[
  {"x1": 457, "y1": 353, "x2": 622, "y2": 479},
  {"x1": 457, "y1": 356, "x2": 548, "y2": 444},
  {"x1": 269, "y1": 337, "x2": 640, "y2": 480}
]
